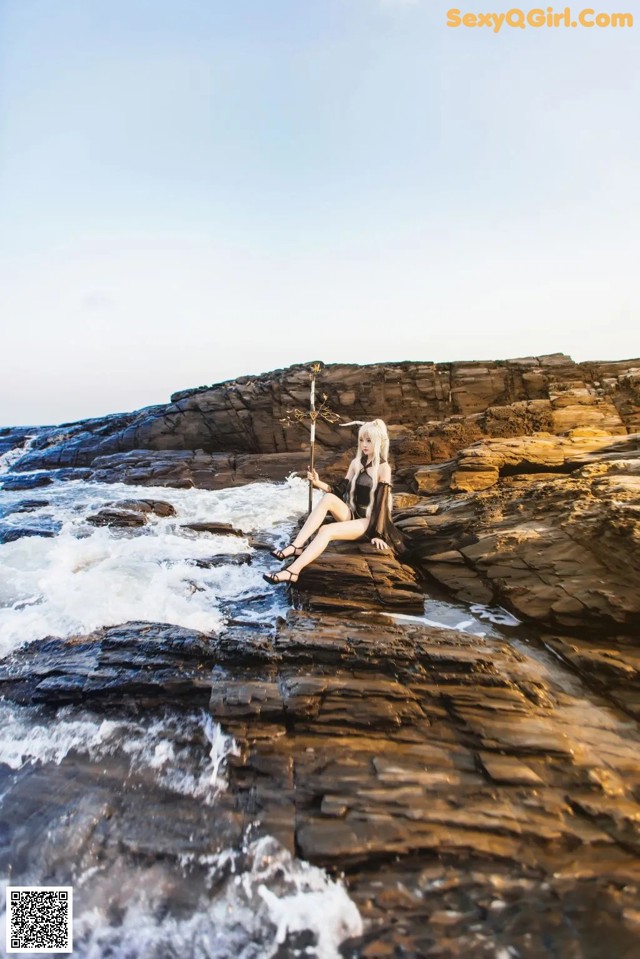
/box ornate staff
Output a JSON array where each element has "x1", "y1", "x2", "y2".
[{"x1": 281, "y1": 362, "x2": 342, "y2": 514}]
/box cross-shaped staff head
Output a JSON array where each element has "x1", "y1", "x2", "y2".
[{"x1": 280, "y1": 362, "x2": 342, "y2": 431}]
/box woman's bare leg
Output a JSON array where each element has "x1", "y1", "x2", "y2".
[
  {"x1": 270, "y1": 517, "x2": 368, "y2": 581},
  {"x1": 291, "y1": 493, "x2": 351, "y2": 549}
]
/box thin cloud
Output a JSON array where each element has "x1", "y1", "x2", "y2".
[{"x1": 82, "y1": 291, "x2": 116, "y2": 312}]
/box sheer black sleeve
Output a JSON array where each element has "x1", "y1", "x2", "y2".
[
  {"x1": 365, "y1": 482, "x2": 407, "y2": 556},
  {"x1": 328, "y1": 478, "x2": 350, "y2": 502}
]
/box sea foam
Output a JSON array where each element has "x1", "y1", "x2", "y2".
[
  {"x1": 0, "y1": 476, "x2": 309, "y2": 654},
  {"x1": 0, "y1": 703, "x2": 237, "y2": 802}
]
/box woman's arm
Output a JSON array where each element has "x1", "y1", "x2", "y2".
[
  {"x1": 307, "y1": 462, "x2": 354, "y2": 495},
  {"x1": 366, "y1": 471, "x2": 407, "y2": 555},
  {"x1": 367, "y1": 483, "x2": 391, "y2": 542},
  {"x1": 307, "y1": 469, "x2": 330, "y2": 492}
]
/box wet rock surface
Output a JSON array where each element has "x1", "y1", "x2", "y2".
[
  {"x1": 0, "y1": 705, "x2": 249, "y2": 956},
  {"x1": 88, "y1": 448, "x2": 315, "y2": 490},
  {"x1": 0, "y1": 521, "x2": 60, "y2": 543},
  {"x1": 0, "y1": 425, "x2": 39, "y2": 456},
  {"x1": 542, "y1": 633, "x2": 640, "y2": 720},
  {"x1": 0, "y1": 472, "x2": 53, "y2": 491},
  {"x1": 182, "y1": 521, "x2": 245, "y2": 536},
  {"x1": 86, "y1": 507, "x2": 149, "y2": 527},
  {"x1": 2, "y1": 603, "x2": 640, "y2": 957},
  {"x1": 3, "y1": 498, "x2": 51, "y2": 513},
  {"x1": 193, "y1": 552, "x2": 253, "y2": 568},
  {"x1": 0, "y1": 622, "x2": 219, "y2": 706},
  {"x1": 86, "y1": 498, "x2": 177, "y2": 527},
  {"x1": 0, "y1": 721, "x2": 244, "y2": 876},
  {"x1": 291, "y1": 541, "x2": 425, "y2": 614},
  {"x1": 213, "y1": 610, "x2": 640, "y2": 958}
]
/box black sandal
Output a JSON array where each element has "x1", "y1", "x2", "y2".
[
  {"x1": 270, "y1": 544, "x2": 303, "y2": 561},
  {"x1": 263, "y1": 569, "x2": 300, "y2": 586}
]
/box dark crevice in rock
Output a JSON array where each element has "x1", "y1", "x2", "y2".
[{"x1": 498, "y1": 460, "x2": 579, "y2": 477}]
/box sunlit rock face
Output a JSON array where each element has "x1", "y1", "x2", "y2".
[
  {"x1": 210, "y1": 610, "x2": 640, "y2": 958},
  {"x1": 6, "y1": 353, "x2": 639, "y2": 474},
  {"x1": 399, "y1": 434, "x2": 640, "y2": 633}
]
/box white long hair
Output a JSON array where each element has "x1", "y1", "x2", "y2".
[{"x1": 346, "y1": 419, "x2": 391, "y2": 517}]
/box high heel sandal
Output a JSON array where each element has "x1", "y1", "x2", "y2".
[
  {"x1": 270, "y1": 544, "x2": 303, "y2": 561},
  {"x1": 263, "y1": 569, "x2": 300, "y2": 586}
]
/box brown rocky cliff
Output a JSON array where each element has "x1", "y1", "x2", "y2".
[{"x1": 10, "y1": 353, "x2": 640, "y2": 475}]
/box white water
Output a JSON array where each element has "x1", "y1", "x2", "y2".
[
  {"x1": 0, "y1": 701, "x2": 361, "y2": 959},
  {"x1": 0, "y1": 474, "x2": 521, "y2": 650},
  {"x1": 0, "y1": 702, "x2": 238, "y2": 802},
  {"x1": 69, "y1": 836, "x2": 362, "y2": 959},
  {"x1": 0, "y1": 477, "x2": 310, "y2": 654},
  {"x1": 0, "y1": 435, "x2": 37, "y2": 474},
  {"x1": 389, "y1": 598, "x2": 521, "y2": 638},
  {"x1": 0, "y1": 474, "x2": 364, "y2": 958},
  {"x1": 0, "y1": 697, "x2": 361, "y2": 958}
]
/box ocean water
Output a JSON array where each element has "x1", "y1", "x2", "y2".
[
  {"x1": 0, "y1": 702, "x2": 237, "y2": 801},
  {"x1": 0, "y1": 471, "x2": 366, "y2": 957},
  {"x1": 0, "y1": 475, "x2": 310, "y2": 654}
]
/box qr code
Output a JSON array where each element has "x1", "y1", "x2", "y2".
[{"x1": 6, "y1": 886, "x2": 73, "y2": 954}]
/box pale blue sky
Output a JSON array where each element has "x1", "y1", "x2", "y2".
[{"x1": 1, "y1": 0, "x2": 638, "y2": 425}]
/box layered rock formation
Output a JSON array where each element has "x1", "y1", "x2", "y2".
[
  {"x1": 1, "y1": 610, "x2": 640, "y2": 957},
  {"x1": 3, "y1": 356, "x2": 640, "y2": 955},
  {"x1": 3, "y1": 354, "x2": 639, "y2": 636},
  {"x1": 398, "y1": 430, "x2": 640, "y2": 633},
  {"x1": 6, "y1": 354, "x2": 639, "y2": 480}
]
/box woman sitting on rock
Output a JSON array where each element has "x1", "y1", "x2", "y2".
[{"x1": 263, "y1": 418, "x2": 404, "y2": 586}]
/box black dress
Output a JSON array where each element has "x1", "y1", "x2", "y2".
[
  {"x1": 330, "y1": 463, "x2": 407, "y2": 557},
  {"x1": 352, "y1": 468, "x2": 373, "y2": 519}
]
